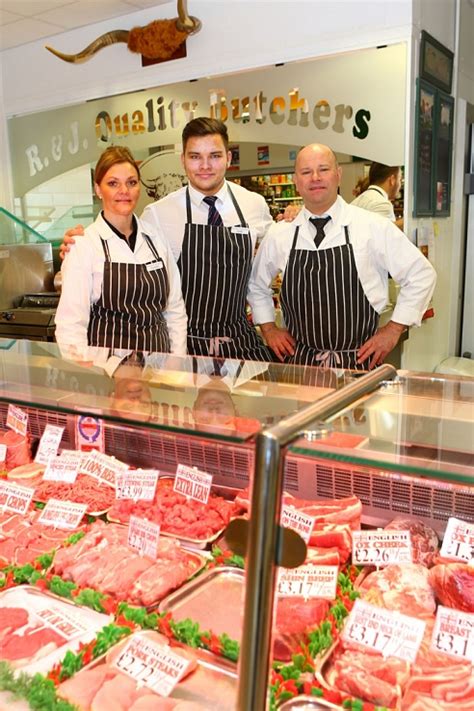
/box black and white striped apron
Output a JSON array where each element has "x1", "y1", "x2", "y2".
[
  {"x1": 178, "y1": 187, "x2": 273, "y2": 361},
  {"x1": 280, "y1": 224, "x2": 378, "y2": 370},
  {"x1": 88, "y1": 234, "x2": 171, "y2": 352}
]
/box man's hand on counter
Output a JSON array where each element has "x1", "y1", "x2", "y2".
[
  {"x1": 357, "y1": 321, "x2": 407, "y2": 370},
  {"x1": 59, "y1": 224, "x2": 85, "y2": 260},
  {"x1": 259, "y1": 322, "x2": 295, "y2": 362}
]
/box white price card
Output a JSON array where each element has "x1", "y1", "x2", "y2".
[
  {"x1": 34, "y1": 605, "x2": 88, "y2": 641},
  {"x1": 37, "y1": 498, "x2": 87, "y2": 530},
  {"x1": 113, "y1": 636, "x2": 191, "y2": 697},
  {"x1": 352, "y1": 530, "x2": 413, "y2": 566},
  {"x1": 6, "y1": 404, "x2": 28, "y2": 436},
  {"x1": 280, "y1": 505, "x2": 316, "y2": 544},
  {"x1": 440, "y1": 517, "x2": 474, "y2": 563},
  {"x1": 35, "y1": 424, "x2": 65, "y2": 465},
  {"x1": 0, "y1": 480, "x2": 34, "y2": 514},
  {"x1": 173, "y1": 464, "x2": 213, "y2": 504},
  {"x1": 430, "y1": 605, "x2": 474, "y2": 663},
  {"x1": 128, "y1": 515, "x2": 161, "y2": 559},
  {"x1": 80, "y1": 450, "x2": 129, "y2": 488},
  {"x1": 0, "y1": 444, "x2": 6, "y2": 464},
  {"x1": 277, "y1": 565, "x2": 338, "y2": 600},
  {"x1": 43, "y1": 450, "x2": 82, "y2": 484},
  {"x1": 342, "y1": 599, "x2": 426, "y2": 662},
  {"x1": 116, "y1": 469, "x2": 159, "y2": 501}
]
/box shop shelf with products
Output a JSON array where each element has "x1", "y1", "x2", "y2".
[{"x1": 234, "y1": 173, "x2": 302, "y2": 219}]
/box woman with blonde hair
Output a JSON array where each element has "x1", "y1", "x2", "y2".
[{"x1": 56, "y1": 145, "x2": 187, "y2": 355}]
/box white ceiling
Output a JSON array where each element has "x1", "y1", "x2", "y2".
[{"x1": 0, "y1": 0, "x2": 169, "y2": 51}]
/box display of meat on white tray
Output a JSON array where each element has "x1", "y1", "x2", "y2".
[
  {"x1": 0, "y1": 585, "x2": 111, "y2": 677},
  {"x1": 51, "y1": 521, "x2": 206, "y2": 608},
  {"x1": 107, "y1": 478, "x2": 245, "y2": 549},
  {"x1": 33, "y1": 474, "x2": 115, "y2": 516},
  {"x1": 159, "y1": 566, "x2": 332, "y2": 663},
  {"x1": 57, "y1": 629, "x2": 238, "y2": 711}
]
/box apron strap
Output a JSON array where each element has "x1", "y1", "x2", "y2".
[
  {"x1": 290, "y1": 225, "x2": 300, "y2": 251},
  {"x1": 142, "y1": 234, "x2": 161, "y2": 261},
  {"x1": 343, "y1": 225, "x2": 350, "y2": 245},
  {"x1": 227, "y1": 185, "x2": 247, "y2": 227},
  {"x1": 185, "y1": 187, "x2": 193, "y2": 223},
  {"x1": 99, "y1": 238, "x2": 111, "y2": 260}
]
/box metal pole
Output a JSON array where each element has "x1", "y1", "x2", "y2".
[{"x1": 236, "y1": 364, "x2": 396, "y2": 711}]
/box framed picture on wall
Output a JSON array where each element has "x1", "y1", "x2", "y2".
[
  {"x1": 414, "y1": 79, "x2": 437, "y2": 217},
  {"x1": 434, "y1": 92, "x2": 455, "y2": 216},
  {"x1": 420, "y1": 31, "x2": 454, "y2": 94}
]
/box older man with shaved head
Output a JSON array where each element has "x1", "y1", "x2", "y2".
[{"x1": 248, "y1": 144, "x2": 436, "y2": 370}]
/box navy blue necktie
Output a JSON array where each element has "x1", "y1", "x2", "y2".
[
  {"x1": 203, "y1": 195, "x2": 223, "y2": 227},
  {"x1": 310, "y1": 216, "x2": 331, "y2": 247}
]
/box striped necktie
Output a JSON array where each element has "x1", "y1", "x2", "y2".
[
  {"x1": 310, "y1": 216, "x2": 331, "y2": 247},
  {"x1": 203, "y1": 195, "x2": 223, "y2": 226}
]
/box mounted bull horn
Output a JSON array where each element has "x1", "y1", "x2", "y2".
[{"x1": 45, "y1": 0, "x2": 201, "y2": 63}]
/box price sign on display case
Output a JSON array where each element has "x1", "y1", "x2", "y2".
[
  {"x1": 35, "y1": 606, "x2": 88, "y2": 641},
  {"x1": 430, "y1": 606, "x2": 474, "y2": 663},
  {"x1": 440, "y1": 517, "x2": 474, "y2": 563},
  {"x1": 174, "y1": 464, "x2": 212, "y2": 504},
  {"x1": 128, "y1": 515, "x2": 161, "y2": 559},
  {"x1": 38, "y1": 499, "x2": 87, "y2": 529},
  {"x1": 116, "y1": 469, "x2": 159, "y2": 501},
  {"x1": 280, "y1": 505, "x2": 316, "y2": 544},
  {"x1": 43, "y1": 450, "x2": 82, "y2": 484},
  {"x1": 0, "y1": 444, "x2": 6, "y2": 465},
  {"x1": 80, "y1": 450, "x2": 128, "y2": 488},
  {"x1": 277, "y1": 565, "x2": 338, "y2": 600},
  {"x1": 6, "y1": 404, "x2": 28, "y2": 436},
  {"x1": 352, "y1": 530, "x2": 413, "y2": 566},
  {"x1": 35, "y1": 424, "x2": 65, "y2": 465},
  {"x1": 113, "y1": 636, "x2": 191, "y2": 697},
  {"x1": 342, "y1": 599, "x2": 426, "y2": 662},
  {"x1": 0, "y1": 480, "x2": 34, "y2": 514}
]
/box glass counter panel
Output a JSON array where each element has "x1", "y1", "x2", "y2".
[
  {"x1": 289, "y1": 372, "x2": 474, "y2": 484},
  {"x1": 0, "y1": 338, "x2": 359, "y2": 443},
  {"x1": 0, "y1": 207, "x2": 46, "y2": 245}
]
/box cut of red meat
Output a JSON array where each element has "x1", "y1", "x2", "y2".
[
  {"x1": 308, "y1": 525, "x2": 352, "y2": 563},
  {"x1": 359, "y1": 563, "x2": 436, "y2": 616},
  {"x1": 333, "y1": 665, "x2": 399, "y2": 707},
  {"x1": 429, "y1": 563, "x2": 474, "y2": 612},
  {"x1": 385, "y1": 516, "x2": 439, "y2": 566},
  {"x1": 305, "y1": 547, "x2": 340, "y2": 566},
  {"x1": 1, "y1": 625, "x2": 65, "y2": 662},
  {"x1": 0, "y1": 430, "x2": 31, "y2": 471},
  {"x1": 273, "y1": 596, "x2": 329, "y2": 661},
  {"x1": 0, "y1": 606, "x2": 29, "y2": 643}
]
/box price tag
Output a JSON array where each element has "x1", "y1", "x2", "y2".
[
  {"x1": 173, "y1": 464, "x2": 213, "y2": 505},
  {"x1": 43, "y1": 450, "x2": 82, "y2": 484},
  {"x1": 35, "y1": 424, "x2": 65, "y2": 465},
  {"x1": 280, "y1": 505, "x2": 316, "y2": 544},
  {"x1": 0, "y1": 480, "x2": 34, "y2": 514},
  {"x1": 113, "y1": 637, "x2": 191, "y2": 697},
  {"x1": 128, "y1": 515, "x2": 161, "y2": 559},
  {"x1": 342, "y1": 599, "x2": 426, "y2": 662},
  {"x1": 0, "y1": 444, "x2": 6, "y2": 464},
  {"x1": 277, "y1": 565, "x2": 338, "y2": 600},
  {"x1": 352, "y1": 530, "x2": 413, "y2": 566},
  {"x1": 6, "y1": 404, "x2": 28, "y2": 436},
  {"x1": 34, "y1": 605, "x2": 88, "y2": 640},
  {"x1": 37, "y1": 498, "x2": 87, "y2": 529},
  {"x1": 440, "y1": 517, "x2": 474, "y2": 563},
  {"x1": 80, "y1": 450, "x2": 128, "y2": 488},
  {"x1": 430, "y1": 605, "x2": 474, "y2": 663},
  {"x1": 116, "y1": 469, "x2": 159, "y2": 501}
]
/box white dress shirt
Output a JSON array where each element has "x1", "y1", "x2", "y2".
[
  {"x1": 141, "y1": 180, "x2": 273, "y2": 261},
  {"x1": 351, "y1": 185, "x2": 396, "y2": 221},
  {"x1": 55, "y1": 213, "x2": 188, "y2": 355},
  {"x1": 248, "y1": 196, "x2": 436, "y2": 328}
]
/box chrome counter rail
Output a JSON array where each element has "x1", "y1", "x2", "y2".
[{"x1": 237, "y1": 364, "x2": 397, "y2": 711}]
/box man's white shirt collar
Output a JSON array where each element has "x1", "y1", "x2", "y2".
[{"x1": 188, "y1": 181, "x2": 228, "y2": 208}]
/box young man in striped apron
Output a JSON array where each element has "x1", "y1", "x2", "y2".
[
  {"x1": 247, "y1": 144, "x2": 436, "y2": 371},
  {"x1": 141, "y1": 118, "x2": 274, "y2": 361}
]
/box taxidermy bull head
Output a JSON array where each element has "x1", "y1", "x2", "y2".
[{"x1": 45, "y1": 0, "x2": 201, "y2": 63}]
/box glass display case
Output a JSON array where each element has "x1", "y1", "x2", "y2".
[{"x1": 286, "y1": 371, "x2": 474, "y2": 533}]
